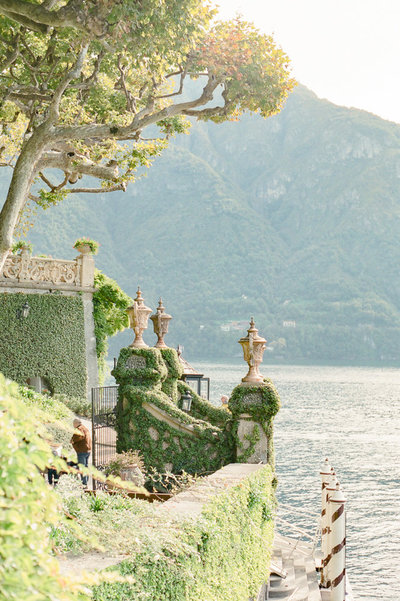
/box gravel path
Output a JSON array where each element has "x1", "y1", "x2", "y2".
[{"x1": 58, "y1": 552, "x2": 126, "y2": 576}]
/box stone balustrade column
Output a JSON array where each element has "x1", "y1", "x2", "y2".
[
  {"x1": 75, "y1": 245, "x2": 97, "y2": 396},
  {"x1": 76, "y1": 246, "x2": 95, "y2": 288}
]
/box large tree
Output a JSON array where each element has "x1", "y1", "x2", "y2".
[{"x1": 0, "y1": 0, "x2": 294, "y2": 270}]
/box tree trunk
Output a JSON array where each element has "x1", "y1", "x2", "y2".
[{"x1": 0, "y1": 127, "x2": 49, "y2": 273}]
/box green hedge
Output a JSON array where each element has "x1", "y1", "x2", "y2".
[
  {"x1": 0, "y1": 292, "x2": 87, "y2": 397},
  {"x1": 94, "y1": 465, "x2": 276, "y2": 601}
]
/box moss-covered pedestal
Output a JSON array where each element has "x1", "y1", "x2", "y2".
[{"x1": 229, "y1": 381, "x2": 280, "y2": 466}]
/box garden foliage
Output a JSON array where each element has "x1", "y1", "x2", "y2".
[
  {"x1": 93, "y1": 269, "x2": 133, "y2": 381},
  {"x1": 0, "y1": 292, "x2": 87, "y2": 397},
  {"x1": 0, "y1": 375, "x2": 92, "y2": 601},
  {"x1": 113, "y1": 347, "x2": 235, "y2": 477},
  {"x1": 93, "y1": 465, "x2": 276, "y2": 601}
]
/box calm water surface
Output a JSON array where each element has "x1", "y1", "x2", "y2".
[{"x1": 196, "y1": 362, "x2": 400, "y2": 601}]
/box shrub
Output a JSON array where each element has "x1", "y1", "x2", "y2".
[
  {"x1": 55, "y1": 393, "x2": 92, "y2": 418},
  {"x1": 0, "y1": 375, "x2": 92, "y2": 600},
  {"x1": 11, "y1": 240, "x2": 33, "y2": 254},
  {"x1": 73, "y1": 237, "x2": 99, "y2": 254},
  {"x1": 104, "y1": 450, "x2": 145, "y2": 477}
]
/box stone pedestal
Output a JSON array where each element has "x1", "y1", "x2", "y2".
[
  {"x1": 76, "y1": 248, "x2": 95, "y2": 288},
  {"x1": 237, "y1": 417, "x2": 269, "y2": 464},
  {"x1": 229, "y1": 383, "x2": 280, "y2": 466}
]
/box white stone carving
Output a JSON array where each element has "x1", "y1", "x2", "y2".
[
  {"x1": 126, "y1": 356, "x2": 147, "y2": 370},
  {"x1": 0, "y1": 253, "x2": 91, "y2": 288}
]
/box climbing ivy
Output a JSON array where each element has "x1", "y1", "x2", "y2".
[
  {"x1": 160, "y1": 348, "x2": 183, "y2": 403},
  {"x1": 229, "y1": 380, "x2": 280, "y2": 466},
  {"x1": 94, "y1": 465, "x2": 276, "y2": 601},
  {"x1": 0, "y1": 292, "x2": 86, "y2": 397},
  {"x1": 92, "y1": 270, "x2": 133, "y2": 381},
  {"x1": 112, "y1": 348, "x2": 235, "y2": 478},
  {"x1": 177, "y1": 380, "x2": 231, "y2": 427},
  {"x1": 113, "y1": 347, "x2": 168, "y2": 387}
]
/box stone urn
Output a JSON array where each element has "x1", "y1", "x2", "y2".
[
  {"x1": 238, "y1": 318, "x2": 267, "y2": 384},
  {"x1": 75, "y1": 243, "x2": 92, "y2": 255},
  {"x1": 150, "y1": 298, "x2": 172, "y2": 348},
  {"x1": 120, "y1": 466, "x2": 145, "y2": 487},
  {"x1": 127, "y1": 287, "x2": 152, "y2": 348}
]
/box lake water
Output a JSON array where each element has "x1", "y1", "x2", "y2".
[{"x1": 195, "y1": 362, "x2": 400, "y2": 601}]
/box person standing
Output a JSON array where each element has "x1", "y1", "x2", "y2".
[
  {"x1": 220, "y1": 395, "x2": 229, "y2": 410},
  {"x1": 70, "y1": 418, "x2": 91, "y2": 487}
]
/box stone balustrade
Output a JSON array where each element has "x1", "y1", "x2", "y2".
[{"x1": 0, "y1": 249, "x2": 95, "y2": 292}]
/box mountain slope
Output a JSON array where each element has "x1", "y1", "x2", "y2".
[{"x1": 3, "y1": 84, "x2": 400, "y2": 364}]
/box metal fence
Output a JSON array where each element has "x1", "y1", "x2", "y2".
[{"x1": 91, "y1": 386, "x2": 118, "y2": 485}]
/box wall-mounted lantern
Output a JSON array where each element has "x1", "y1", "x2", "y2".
[
  {"x1": 126, "y1": 287, "x2": 152, "y2": 348},
  {"x1": 150, "y1": 298, "x2": 172, "y2": 348},
  {"x1": 180, "y1": 390, "x2": 192, "y2": 413},
  {"x1": 16, "y1": 301, "x2": 30, "y2": 320},
  {"x1": 177, "y1": 345, "x2": 210, "y2": 399}
]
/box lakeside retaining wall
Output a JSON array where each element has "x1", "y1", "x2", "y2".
[{"x1": 94, "y1": 463, "x2": 276, "y2": 601}]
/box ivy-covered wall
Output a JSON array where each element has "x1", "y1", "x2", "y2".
[
  {"x1": 112, "y1": 347, "x2": 235, "y2": 476},
  {"x1": 0, "y1": 292, "x2": 87, "y2": 398},
  {"x1": 94, "y1": 464, "x2": 276, "y2": 601}
]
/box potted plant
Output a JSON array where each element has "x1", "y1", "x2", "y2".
[
  {"x1": 104, "y1": 450, "x2": 145, "y2": 488},
  {"x1": 73, "y1": 237, "x2": 99, "y2": 255},
  {"x1": 11, "y1": 240, "x2": 33, "y2": 255}
]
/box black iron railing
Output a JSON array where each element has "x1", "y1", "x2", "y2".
[{"x1": 91, "y1": 386, "x2": 118, "y2": 488}]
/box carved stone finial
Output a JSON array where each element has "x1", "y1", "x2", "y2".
[
  {"x1": 126, "y1": 287, "x2": 152, "y2": 348},
  {"x1": 135, "y1": 287, "x2": 143, "y2": 303},
  {"x1": 150, "y1": 297, "x2": 172, "y2": 349},
  {"x1": 238, "y1": 318, "x2": 267, "y2": 384}
]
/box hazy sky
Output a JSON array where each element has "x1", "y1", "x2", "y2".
[{"x1": 215, "y1": 0, "x2": 400, "y2": 124}]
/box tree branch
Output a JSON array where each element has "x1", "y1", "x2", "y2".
[
  {"x1": 116, "y1": 55, "x2": 136, "y2": 114},
  {"x1": 0, "y1": 0, "x2": 108, "y2": 37},
  {"x1": 0, "y1": 43, "x2": 19, "y2": 74},
  {"x1": 51, "y1": 75, "x2": 221, "y2": 143},
  {"x1": 65, "y1": 183, "x2": 127, "y2": 194},
  {"x1": 37, "y1": 151, "x2": 119, "y2": 181},
  {"x1": 46, "y1": 44, "x2": 88, "y2": 123},
  {"x1": 7, "y1": 89, "x2": 52, "y2": 103},
  {"x1": 155, "y1": 66, "x2": 188, "y2": 100},
  {"x1": 0, "y1": 8, "x2": 48, "y2": 33},
  {"x1": 38, "y1": 171, "x2": 56, "y2": 190}
]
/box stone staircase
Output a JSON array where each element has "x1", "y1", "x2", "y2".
[{"x1": 266, "y1": 533, "x2": 322, "y2": 601}]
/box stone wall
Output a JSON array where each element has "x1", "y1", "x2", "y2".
[{"x1": 94, "y1": 463, "x2": 276, "y2": 601}]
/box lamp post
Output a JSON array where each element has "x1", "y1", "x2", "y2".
[
  {"x1": 150, "y1": 298, "x2": 172, "y2": 348},
  {"x1": 180, "y1": 390, "x2": 192, "y2": 413},
  {"x1": 16, "y1": 301, "x2": 30, "y2": 320},
  {"x1": 126, "y1": 287, "x2": 152, "y2": 348},
  {"x1": 238, "y1": 318, "x2": 267, "y2": 384}
]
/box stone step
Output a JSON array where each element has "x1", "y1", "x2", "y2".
[
  {"x1": 270, "y1": 552, "x2": 287, "y2": 579},
  {"x1": 267, "y1": 533, "x2": 322, "y2": 601},
  {"x1": 292, "y1": 561, "x2": 311, "y2": 601},
  {"x1": 268, "y1": 558, "x2": 296, "y2": 599},
  {"x1": 304, "y1": 556, "x2": 322, "y2": 601}
]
